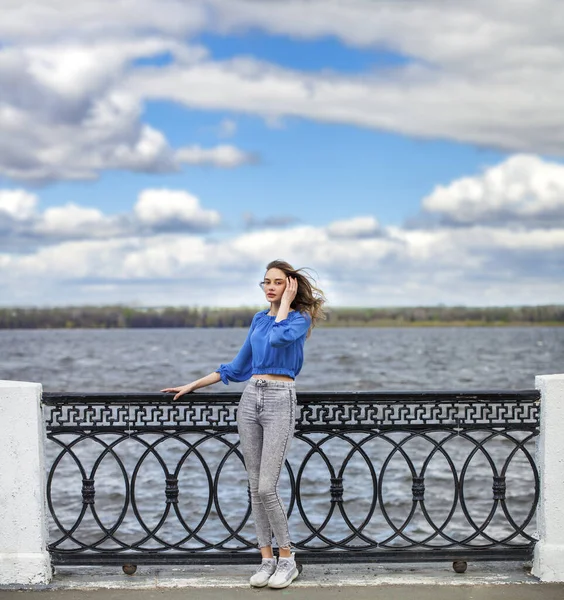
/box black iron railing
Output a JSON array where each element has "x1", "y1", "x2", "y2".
[{"x1": 43, "y1": 390, "x2": 540, "y2": 568}]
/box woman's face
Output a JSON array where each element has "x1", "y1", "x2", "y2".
[{"x1": 261, "y1": 267, "x2": 288, "y2": 302}]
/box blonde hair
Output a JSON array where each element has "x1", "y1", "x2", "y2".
[{"x1": 265, "y1": 259, "x2": 326, "y2": 336}]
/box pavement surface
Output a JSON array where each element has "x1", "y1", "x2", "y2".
[
  {"x1": 1, "y1": 560, "x2": 564, "y2": 598},
  {"x1": 1, "y1": 587, "x2": 564, "y2": 600}
]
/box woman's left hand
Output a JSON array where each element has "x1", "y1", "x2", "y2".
[{"x1": 281, "y1": 276, "x2": 298, "y2": 305}]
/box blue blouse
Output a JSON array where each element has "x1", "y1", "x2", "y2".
[{"x1": 215, "y1": 309, "x2": 311, "y2": 384}]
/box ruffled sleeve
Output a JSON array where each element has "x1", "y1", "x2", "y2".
[{"x1": 269, "y1": 311, "x2": 311, "y2": 347}]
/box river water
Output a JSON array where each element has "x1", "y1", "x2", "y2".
[
  {"x1": 1, "y1": 326, "x2": 561, "y2": 392},
  {"x1": 1, "y1": 326, "x2": 562, "y2": 553}
]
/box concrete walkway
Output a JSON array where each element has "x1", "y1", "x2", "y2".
[
  {"x1": 1, "y1": 561, "x2": 563, "y2": 599},
  {"x1": 2, "y1": 587, "x2": 564, "y2": 600}
]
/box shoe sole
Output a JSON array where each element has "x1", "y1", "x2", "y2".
[
  {"x1": 250, "y1": 580, "x2": 270, "y2": 588},
  {"x1": 267, "y1": 568, "x2": 299, "y2": 589}
]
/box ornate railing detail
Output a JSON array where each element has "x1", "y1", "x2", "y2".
[
  {"x1": 43, "y1": 390, "x2": 540, "y2": 566},
  {"x1": 81, "y1": 478, "x2": 96, "y2": 505},
  {"x1": 45, "y1": 392, "x2": 539, "y2": 431}
]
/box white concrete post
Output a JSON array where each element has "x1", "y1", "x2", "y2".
[
  {"x1": 0, "y1": 380, "x2": 52, "y2": 585},
  {"x1": 533, "y1": 373, "x2": 564, "y2": 582}
]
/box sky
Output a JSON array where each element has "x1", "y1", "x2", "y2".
[{"x1": 0, "y1": 0, "x2": 563, "y2": 308}]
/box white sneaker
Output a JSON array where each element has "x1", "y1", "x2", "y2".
[
  {"x1": 268, "y1": 552, "x2": 299, "y2": 589},
  {"x1": 249, "y1": 557, "x2": 277, "y2": 587}
]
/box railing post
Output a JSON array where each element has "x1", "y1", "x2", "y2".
[
  {"x1": 533, "y1": 373, "x2": 564, "y2": 582},
  {"x1": 0, "y1": 380, "x2": 52, "y2": 585}
]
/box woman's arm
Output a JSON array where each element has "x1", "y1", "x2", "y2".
[
  {"x1": 162, "y1": 312, "x2": 259, "y2": 399},
  {"x1": 270, "y1": 277, "x2": 310, "y2": 346},
  {"x1": 270, "y1": 311, "x2": 311, "y2": 347},
  {"x1": 275, "y1": 276, "x2": 298, "y2": 323},
  {"x1": 161, "y1": 371, "x2": 222, "y2": 400}
]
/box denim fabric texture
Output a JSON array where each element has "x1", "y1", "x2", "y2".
[{"x1": 236, "y1": 378, "x2": 297, "y2": 549}]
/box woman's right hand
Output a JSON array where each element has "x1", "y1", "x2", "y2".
[
  {"x1": 161, "y1": 384, "x2": 194, "y2": 401},
  {"x1": 161, "y1": 371, "x2": 220, "y2": 399}
]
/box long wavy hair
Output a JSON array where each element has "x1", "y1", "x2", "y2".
[{"x1": 265, "y1": 259, "x2": 326, "y2": 336}]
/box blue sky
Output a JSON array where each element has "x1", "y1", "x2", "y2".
[
  {"x1": 0, "y1": 0, "x2": 563, "y2": 307},
  {"x1": 37, "y1": 111, "x2": 506, "y2": 229}
]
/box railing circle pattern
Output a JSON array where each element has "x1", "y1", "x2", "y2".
[{"x1": 43, "y1": 390, "x2": 539, "y2": 564}]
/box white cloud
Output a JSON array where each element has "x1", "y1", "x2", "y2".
[
  {"x1": 126, "y1": 52, "x2": 564, "y2": 156},
  {"x1": 176, "y1": 144, "x2": 255, "y2": 168},
  {"x1": 2, "y1": 154, "x2": 562, "y2": 306},
  {"x1": 326, "y1": 216, "x2": 380, "y2": 238},
  {"x1": 1, "y1": 0, "x2": 564, "y2": 184},
  {"x1": 122, "y1": 0, "x2": 564, "y2": 155},
  {"x1": 35, "y1": 204, "x2": 118, "y2": 237},
  {"x1": 0, "y1": 219, "x2": 555, "y2": 304},
  {"x1": 0, "y1": 36, "x2": 252, "y2": 182},
  {"x1": 0, "y1": 0, "x2": 208, "y2": 42},
  {"x1": 0, "y1": 38, "x2": 176, "y2": 182},
  {"x1": 422, "y1": 154, "x2": 564, "y2": 226},
  {"x1": 2, "y1": 215, "x2": 562, "y2": 307},
  {"x1": 1, "y1": 3, "x2": 564, "y2": 305},
  {"x1": 0, "y1": 187, "x2": 222, "y2": 243},
  {"x1": 134, "y1": 189, "x2": 221, "y2": 231},
  {"x1": 0, "y1": 189, "x2": 38, "y2": 221}
]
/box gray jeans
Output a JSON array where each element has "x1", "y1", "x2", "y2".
[{"x1": 236, "y1": 377, "x2": 297, "y2": 550}]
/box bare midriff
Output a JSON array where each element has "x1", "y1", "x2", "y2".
[{"x1": 252, "y1": 374, "x2": 294, "y2": 382}]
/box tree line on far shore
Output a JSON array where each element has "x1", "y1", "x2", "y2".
[{"x1": 0, "y1": 304, "x2": 563, "y2": 329}]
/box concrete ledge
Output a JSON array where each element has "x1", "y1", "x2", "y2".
[
  {"x1": 0, "y1": 553, "x2": 52, "y2": 587},
  {"x1": 533, "y1": 374, "x2": 564, "y2": 582},
  {"x1": 0, "y1": 381, "x2": 51, "y2": 586},
  {"x1": 0, "y1": 561, "x2": 541, "y2": 591},
  {"x1": 534, "y1": 543, "x2": 564, "y2": 583},
  {"x1": 2, "y1": 584, "x2": 564, "y2": 600}
]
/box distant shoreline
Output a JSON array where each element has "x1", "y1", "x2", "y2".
[
  {"x1": 1, "y1": 305, "x2": 562, "y2": 329},
  {"x1": 1, "y1": 323, "x2": 561, "y2": 330}
]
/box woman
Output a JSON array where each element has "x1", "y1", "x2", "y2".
[{"x1": 161, "y1": 259, "x2": 326, "y2": 589}]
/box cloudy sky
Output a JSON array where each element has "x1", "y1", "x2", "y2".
[{"x1": 0, "y1": 0, "x2": 563, "y2": 308}]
